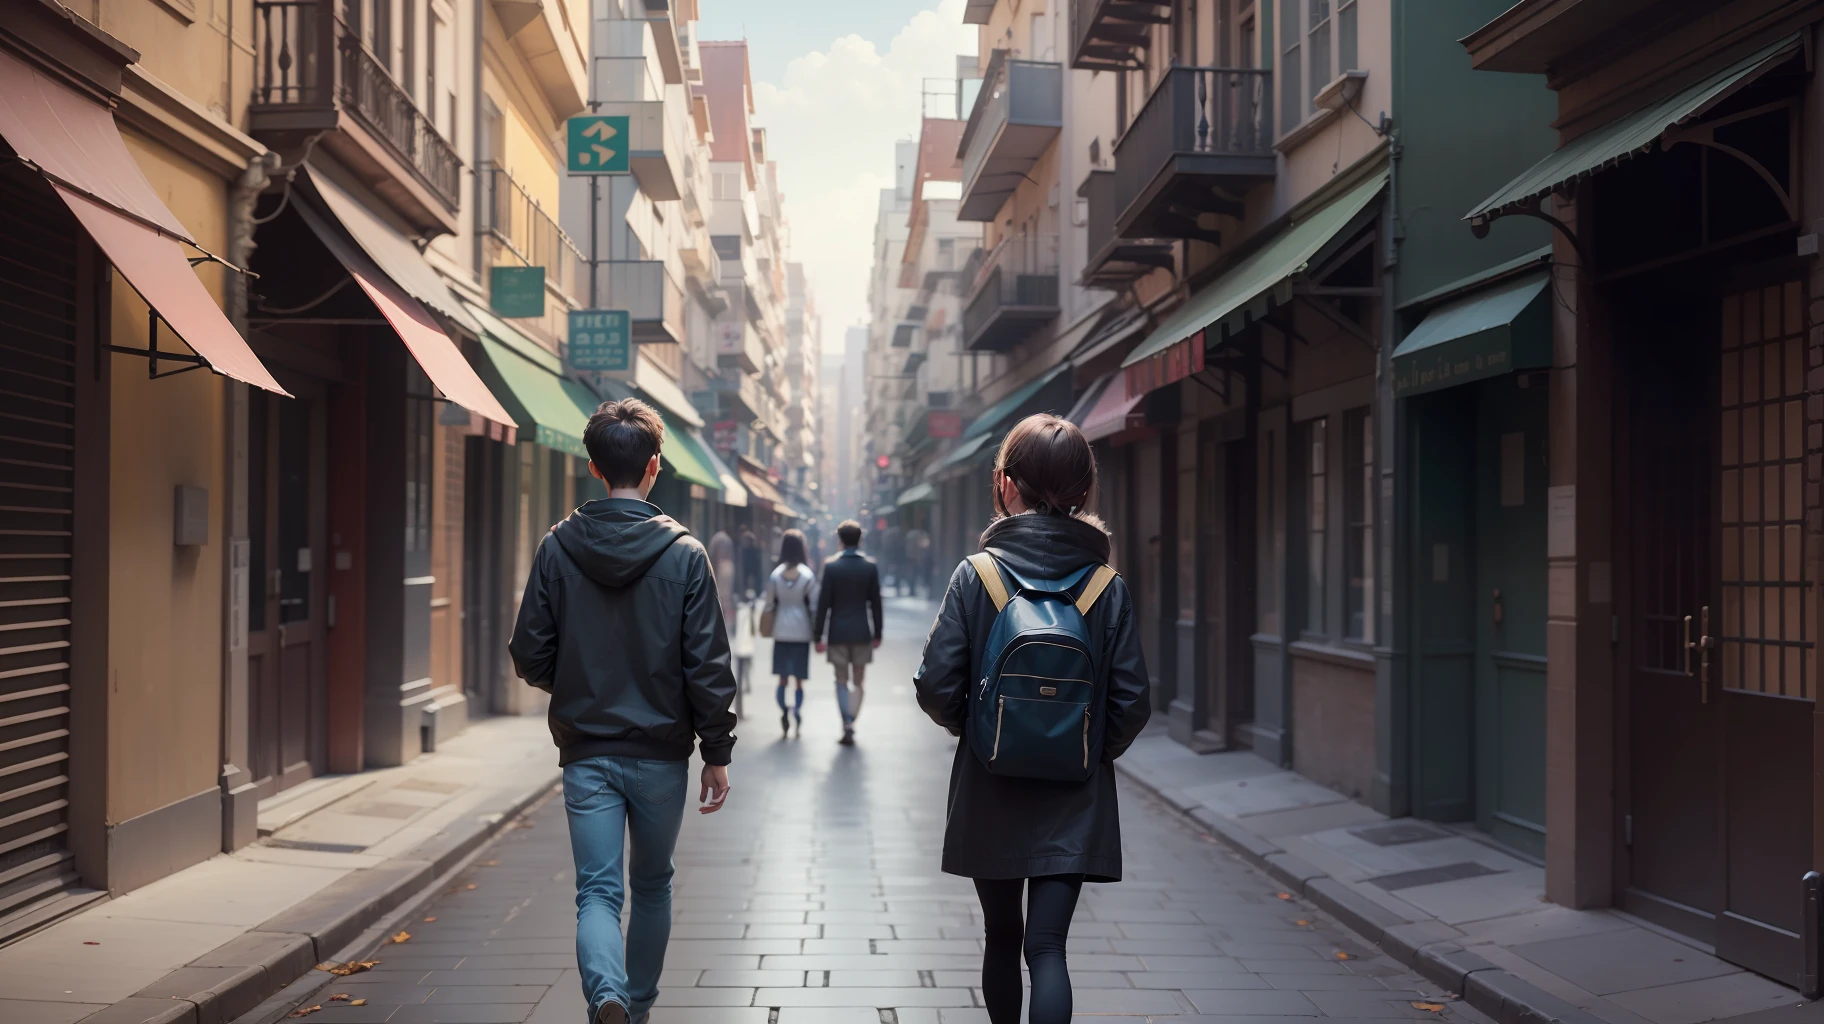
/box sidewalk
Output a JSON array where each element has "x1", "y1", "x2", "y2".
[
  {"x1": 0, "y1": 713, "x2": 560, "y2": 1024},
  {"x1": 1115, "y1": 730, "x2": 1815, "y2": 1024}
]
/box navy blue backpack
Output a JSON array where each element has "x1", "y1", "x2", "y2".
[{"x1": 965, "y1": 552, "x2": 1118, "y2": 783}]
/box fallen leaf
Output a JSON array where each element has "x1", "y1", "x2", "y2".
[
  {"x1": 82, "y1": 941, "x2": 100, "y2": 946},
  {"x1": 422, "y1": 916, "x2": 438, "y2": 923},
  {"x1": 483, "y1": 860, "x2": 498, "y2": 866},
  {"x1": 329, "y1": 994, "x2": 350, "y2": 1002},
  {"x1": 1294, "y1": 919, "x2": 1310, "y2": 926},
  {"x1": 287, "y1": 1006, "x2": 323, "y2": 1019},
  {"x1": 1412, "y1": 1003, "x2": 1446, "y2": 1013},
  {"x1": 1334, "y1": 951, "x2": 1354, "y2": 960},
  {"x1": 1274, "y1": 892, "x2": 1292, "y2": 900},
  {"x1": 317, "y1": 959, "x2": 381, "y2": 977},
  {"x1": 390, "y1": 931, "x2": 412, "y2": 944},
  {"x1": 350, "y1": 1000, "x2": 368, "y2": 1007},
  {"x1": 465, "y1": 883, "x2": 478, "y2": 890}
]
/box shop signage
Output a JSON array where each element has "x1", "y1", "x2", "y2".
[
  {"x1": 566, "y1": 115, "x2": 630, "y2": 174},
  {"x1": 490, "y1": 266, "x2": 546, "y2": 318},
  {"x1": 711, "y1": 419, "x2": 739, "y2": 453},
  {"x1": 568, "y1": 310, "x2": 631, "y2": 371},
  {"x1": 927, "y1": 410, "x2": 963, "y2": 438}
]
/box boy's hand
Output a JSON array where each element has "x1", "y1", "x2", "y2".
[{"x1": 699, "y1": 764, "x2": 730, "y2": 814}]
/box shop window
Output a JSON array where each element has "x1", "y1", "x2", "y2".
[
  {"x1": 1343, "y1": 407, "x2": 1373, "y2": 642},
  {"x1": 1300, "y1": 417, "x2": 1327, "y2": 635}
]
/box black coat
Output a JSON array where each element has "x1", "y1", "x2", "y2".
[
  {"x1": 914, "y1": 513, "x2": 1151, "y2": 881},
  {"x1": 509, "y1": 498, "x2": 738, "y2": 766},
  {"x1": 813, "y1": 548, "x2": 883, "y2": 645}
]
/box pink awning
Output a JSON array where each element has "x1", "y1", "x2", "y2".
[
  {"x1": 0, "y1": 47, "x2": 287, "y2": 394},
  {"x1": 294, "y1": 200, "x2": 516, "y2": 431},
  {"x1": 1079, "y1": 373, "x2": 1146, "y2": 442}
]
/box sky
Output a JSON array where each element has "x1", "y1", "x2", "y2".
[{"x1": 695, "y1": 1, "x2": 978, "y2": 354}]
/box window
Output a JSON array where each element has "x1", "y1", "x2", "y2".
[
  {"x1": 1301, "y1": 417, "x2": 1327, "y2": 634},
  {"x1": 1343, "y1": 407, "x2": 1373, "y2": 642},
  {"x1": 1280, "y1": 0, "x2": 1357, "y2": 133}
]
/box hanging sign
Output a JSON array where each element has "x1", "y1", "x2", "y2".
[{"x1": 569, "y1": 310, "x2": 632, "y2": 371}]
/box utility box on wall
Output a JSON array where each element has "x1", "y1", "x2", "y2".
[{"x1": 173, "y1": 484, "x2": 208, "y2": 547}]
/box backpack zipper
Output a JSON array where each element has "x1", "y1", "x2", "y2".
[
  {"x1": 992, "y1": 695, "x2": 1005, "y2": 760},
  {"x1": 1082, "y1": 707, "x2": 1090, "y2": 769}
]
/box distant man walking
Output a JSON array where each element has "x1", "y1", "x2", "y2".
[
  {"x1": 510, "y1": 399, "x2": 736, "y2": 1024},
  {"x1": 813, "y1": 519, "x2": 884, "y2": 745}
]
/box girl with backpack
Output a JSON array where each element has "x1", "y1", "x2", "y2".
[
  {"x1": 914, "y1": 413, "x2": 1152, "y2": 1024},
  {"x1": 764, "y1": 528, "x2": 817, "y2": 737}
]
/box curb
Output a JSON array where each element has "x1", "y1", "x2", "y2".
[
  {"x1": 1118, "y1": 765, "x2": 1606, "y2": 1024},
  {"x1": 85, "y1": 772, "x2": 560, "y2": 1024}
]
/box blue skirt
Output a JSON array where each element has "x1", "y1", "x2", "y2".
[{"x1": 771, "y1": 641, "x2": 811, "y2": 679}]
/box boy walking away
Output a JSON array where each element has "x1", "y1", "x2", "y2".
[
  {"x1": 509, "y1": 399, "x2": 736, "y2": 1024},
  {"x1": 814, "y1": 519, "x2": 883, "y2": 745}
]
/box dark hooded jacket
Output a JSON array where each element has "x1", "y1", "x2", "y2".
[
  {"x1": 914, "y1": 512, "x2": 1151, "y2": 881},
  {"x1": 509, "y1": 498, "x2": 737, "y2": 767}
]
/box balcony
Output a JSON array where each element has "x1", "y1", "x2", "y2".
[
  {"x1": 478, "y1": 164, "x2": 585, "y2": 301},
  {"x1": 707, "y1": 368, "x2": 765, "y2": 423},
  {"x1": 489, "y1": 0, "x2": 587, "y2": 117},
  {"x1": 1071, "y1": 0, "x2": 1171, "y2": 71},
  {"x1": 958, "y1": 53, "x2": 1063, "y2": 222},
  {"x1": 251, "y1": 1, "x2": 462, "y2": 234},
  {"x1": 892, "y1": 322, "x2": 920, "y2": 348},
  {"x1": 1081, "y1": 169, "x2": 1174, "y2": 287},
  {"x1": 715, "y1": 318, "x2": 765, "y2": 375},
  {"x1": 592, "y1": 99, "x2": 683, "y2": 200},
  {"x1": 596, "y1": 260, "x2": 686, "y2": 345},
  {"x1": 1113, "y1": 66, "x2": 1274, "y2": 241},
  {"x1": 640, "y1": 0, "x2": 686, "y2": 86},
  {"x1": 963, "y1": 234, "x2": 1060, "y2": 353}
]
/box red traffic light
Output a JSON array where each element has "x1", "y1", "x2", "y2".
[{"x1": 876, "y1": 455, "x2": 891, "y2": 469}]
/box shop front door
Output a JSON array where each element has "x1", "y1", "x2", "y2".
[
  {"x1": 246, "y1": 385, "x2": 328, "y2": 796},
  {"x1": 1624, "y1": 280, "x2": 1812, "y2": 985}
]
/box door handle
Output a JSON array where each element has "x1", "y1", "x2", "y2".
[{"x1": 1684, "y1": 606, "x2": 1715, "y2": 703}]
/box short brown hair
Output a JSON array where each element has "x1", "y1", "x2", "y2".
[
  {"x1": 584, "y1": 399, "x2": 664, "y2": 488},
  {"x1": 994, "y1": 413, "x2": 1096, "y2": 517},
  {"x1": 837, "y1": 520, "x2": 862, "y2": 547}
]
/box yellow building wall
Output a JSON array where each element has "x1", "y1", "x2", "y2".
[
  {"x1": 89, "y1": 0, "x2": 256, "y2": 131},
  {"x1": 107, "y1": 131, "x2": 230, "y2": 823}
]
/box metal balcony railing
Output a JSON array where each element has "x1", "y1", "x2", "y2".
[
  {"x1": 477, "y1": 163, "x2": 585, "y2": 300},
  {"x1": 1112, "y1": 66, "x2": 1273, "y2": 238},
  {"x1": 958, "y1": 53, "x2": 1062, "y2": 221},
  {"x1": 598, "y1": 259, "x2": 686, "y2": 345},
  {"x1": 963, "y1": 233, "x2": 1060, "y2": 352},
  {"x1": 1070, "y1": 0, "x2": 1171, "y2": 71},
  {"x1": 252, "y1": 1, "x2": 462, "y2": 210},
  {"x1": 1082, "y1": 169, "x2": 1174, "y2": 286}
]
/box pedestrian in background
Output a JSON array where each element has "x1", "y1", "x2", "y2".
[
  {"x1": 763, "y1": 528, "x2": 817, "y2": 737},
  {"x1": 508, "y1": 399, "x2": 736, "y2": 1024},
  {"x1": 737, "y1": 526, "x2": 763, "y2": 600},
  {"x1": 907, "y1": 525, "x2": 932, "y2": 598},
  {"x1": 707, "y1": 527, "x2": 737, "y2": 627},
  {"x1": 913, "y1": 413, "x2": 1151, "y2": 1024},
  {"x1": 814, "y1": 519, "x2": 883, "y2": 745}
]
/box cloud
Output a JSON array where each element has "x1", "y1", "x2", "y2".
[{"x1": 752, "y1": 1, "x2": 976, "y2": 352}]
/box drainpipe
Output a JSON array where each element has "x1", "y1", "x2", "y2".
[
  {"x1": 471, "y1": 0, "x2": 485, "y2": 278},
  {"x1": 219, "y1": 151, "x2": 278, "y2": 854}
]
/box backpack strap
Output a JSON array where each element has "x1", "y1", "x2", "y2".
[
  {"x1": 1075, "y1": 564, "x2": 1118, "y2": 617},
  {"x1": 967, "y1": 552, "x2": 1010, "y2": 612}
]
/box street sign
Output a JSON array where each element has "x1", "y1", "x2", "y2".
[
  {"x1": 489, "y1": 266, "x2": 545, "y2": 318},
  {"x1": 566, "y1": 115, "x2": 630, "y2": 174},
  {"x1": 569, "y1": 310, "x2": 631, "y2": 371}
]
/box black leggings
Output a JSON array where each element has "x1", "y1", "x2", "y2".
[{"x1": 974, "y1": 874, "x2": 1085, "y2": 1024}]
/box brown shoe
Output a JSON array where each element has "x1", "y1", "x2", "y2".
[{"x1": 596, "y1": 1001, "x2": 628, "y2": 1024}]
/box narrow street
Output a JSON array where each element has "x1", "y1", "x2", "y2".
[{"x1": 283, "y1": 597, "x2": 1485, "y2": 1023}]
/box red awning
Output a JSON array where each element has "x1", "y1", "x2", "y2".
[
  {"x1": 737, "y1": 464, "x2": 787, "y2": 508},
  {"x1": 294, "y1": 200, "x2": 517, "y2": 431},
  {"x1": 1077, "y1": 373, "x2": 1147, "y2": 442},
  {"x1": 0, "y1": 48, "x2": 287, "y2": 394}
]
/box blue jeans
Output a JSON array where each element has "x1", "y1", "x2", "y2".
[{"x1": 562, "y1": 756, "x2": 689, "y2": 1020}]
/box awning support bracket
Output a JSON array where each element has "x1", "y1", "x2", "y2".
[
  {"x1": 1471, "y1": 192, "x2": 1587, "y2": 262},
  {"x1": 108, "y1": 308, "x2": 209, "y2": 380}
]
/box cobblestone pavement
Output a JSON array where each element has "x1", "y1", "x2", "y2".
[{"x1": 286, "y1": 597, "x2": 1490, "y2": 1023}]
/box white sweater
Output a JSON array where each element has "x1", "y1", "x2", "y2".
[{"x1": 764, "y1": 563, "x2": 816, "y2": 642}]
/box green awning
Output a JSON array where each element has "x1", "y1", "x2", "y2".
[
  {"x1": 930, "y1": 432, "x2": 997, "y2": 477},
  {"x1": 1392, "y1": 272, "x2": 1551, "y2": 397},
  {"x1": 964, "y1": 364, "x2": 1072, "y2": 440},
  {"x1": 473, "y1": 333, "x2": 601, "y2": 460},
  {"x1": 1123, "y1": 171, "x2": 1389, "y2": 368},
  {"x1": 897, "y1": 482, "x2": 936, "y2": 507},
  {"x1": 1466, "y1": 35, "x2": 1799, "y2": 225},
  {"x1": 700, "y1": 444, "x2": 748, "y2": 507},
  {"x1": 657, "y1": 415, "x2": 722, "y2": 491}
]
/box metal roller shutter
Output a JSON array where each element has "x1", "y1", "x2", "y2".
[{"x1": 0, "y1": 172, "x2": 100, "y2": 944}]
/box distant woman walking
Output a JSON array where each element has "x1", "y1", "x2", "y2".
[
  {"x1": 913, "y1": 414, "x2": 1151, "y2": 1024},
  {"x1": 764, "y1": 529, "x2": 817, "y2": 737}
]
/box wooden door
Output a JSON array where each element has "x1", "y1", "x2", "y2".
[
  {"x1": 1712, "y1": 281, "x2": 1811, "y2": 982},
  {"x1": 246, "y1": 387, "x2": 328, "y2": 796},
  {"x1": 1623, "y1": 293, "x2": 1722, "y2": 941},
  {"x1": 1472, "y1": 375, "x2": 1548, "y2": 859}
]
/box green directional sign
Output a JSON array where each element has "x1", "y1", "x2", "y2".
[
  {"x1": 567, "y1": 115, "x2": 630, "y2": 174},
  {"x1": 569, "y1": 310, "x2": 631, "y2": 371},
  {"x1": 489, "y1": 266, "x2": 545, "y2": 318}
]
